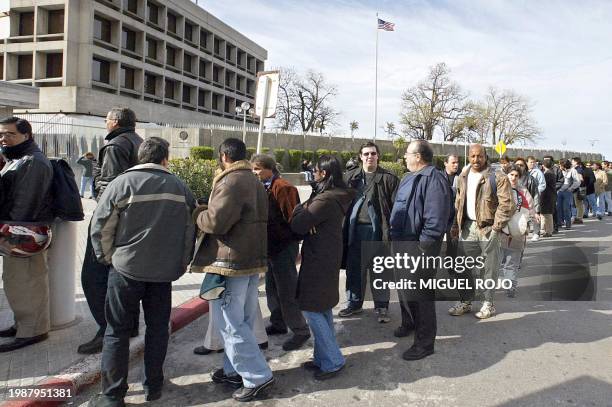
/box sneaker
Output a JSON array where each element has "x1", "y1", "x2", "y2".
[
  {"x1": 212, "y1": 368, "x2": 242, "y2": 389},
  {"x1": 375, "y1": 308, "x2": 391, "y2": 323},
  {"x1": 232, "y1": 377, "x2": 274, "y2": 402},
  {"x1": 475, "y1": 301, "x2": 496, "y2": 319},
  {"x1": 530, "y1": 234, "x2": 540, "y2": 242},
  {"x1": 314, "y1": 365, "x2": 345, "y2": 381},
  {"x1": 338, "y1": 306, "x2": 363, "y2": 318},
  {"x1": 282, "y1": 334, "x2": 310, "y2": 351},
  {"x1": 448, "y1": 301, "x2": 472, "y2": 316}
]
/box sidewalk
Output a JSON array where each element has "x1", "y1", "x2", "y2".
[{"x1": 0, "y1": 198, "x2": 207, "y2": 402}]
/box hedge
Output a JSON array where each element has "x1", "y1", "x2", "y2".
[
  {"x1": 274, "y1": 149, "x2": 286, "y2": 164},
  {"x1": 379, "y1": 161, "x2": 407, "y2": 178},
  {"x1": 340, "y1": 151, "x2": 353, "y2": 164},
  {"x1": 316, "y1": 149, "x2": 331, "y2": 158},
  {"x1": 246, "y1": 147, "x2": 256, "y2": 159},
  {"x1": 303, "y1": 150, "x2": 314, "y2": 162},
  {"x1": 381, "y1": 152, "x2": 394, "y2": 162},
  {"x1": 168, "y1": 158, "x2": 217, "y2": 200},
  {"x1": 288, "y1": 149, "x2": 302, "y2": 171},
  {"x1": 190, "y1": 146, "x2": 214, "y2": 160}
]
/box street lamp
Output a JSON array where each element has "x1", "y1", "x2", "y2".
[{"x1": 235, "y1": 102, "x2": 253, "y2": 143}]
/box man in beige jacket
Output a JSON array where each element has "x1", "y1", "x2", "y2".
[{"x1": 191, "y1": 138, "x2": 273, "y2": 402}]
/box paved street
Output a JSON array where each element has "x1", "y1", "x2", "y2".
[{"x1": 70, "y1": 215, "x2": 612, "y2": 407}]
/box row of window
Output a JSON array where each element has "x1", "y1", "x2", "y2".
[
  {"x1": 92, "y1": 57, "x2": 252, "y2": 114},
  {"x1": 0, "y1": 52, "x2": 63, "y2": 81},
  {"x1": 13, "y1": 9, "x2": 64, "y2": 37},
  {"x1": 92, "y1": 10, "x2": 263, "y2": 74}
]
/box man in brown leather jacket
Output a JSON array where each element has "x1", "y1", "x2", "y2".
[{"x1": 450, "y1": 144, "x2": 515, "y2": 319}]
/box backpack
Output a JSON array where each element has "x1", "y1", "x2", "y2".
[{"x1": 49, "y1": 158, "x2": 85, "y2": 221}]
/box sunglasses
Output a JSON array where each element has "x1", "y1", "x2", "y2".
[{"x1": 362, "y1": 152, "x2": 378, "y2": 156}]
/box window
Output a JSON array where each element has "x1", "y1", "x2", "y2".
[
  {"x1": 121, "y1": 28, "x2": 136, "y2": 52},
  {"x1": 123, "y1": 0, "x2": 138, "y2": 14},
  {"x1": 147, "y1": 3, "x2": 159, "y2": 24},
  {"x1": 184, "y1": 54, "x2": 192, "y2": 72},
  {"x1": 48, "y1": 10, "x2": 65, "y2": 34},
  {"x1": 120, "y1": 66, "x2": 135, "y2": 89},
  {"x1": 198, "y1": 89, "x2": 206, "y2": 106},
  {"x1": 92, "y1": 58, "x2": 110, "y2": 83},
  {"x1": 184, "y1": 23, "x2": 193, "y2": 42},
  {"x1": 213, "y1": 65, "x2": 221, "y2": 83},
  {"x1": 17, "y1": 54, "x2": 33, "y2": 79},
  {"x1": 182, "y1": 85, "x2": 191, "y2": 103},
  {"x1": 94, "y1": 15, "x2": 112, "y2": 43},
  {"x1": 146, "y1": 37, "x2": 157, "y2": 59},
  {"x1": 145, "y1": 73, "x2": 157, "y2": 94},
  {"x1": 200, "y1": 30, "x2": 210, "y2": 49},
  {"x1": 46, "y1": 53, "x2": 63, "y2": 78},
  {"x1": 19, "y1": 12, "x2": 34, "y2": 36},
  {"x1": 167, "y1": 13, "x2": 177, "y2": 33},
  {"x1": 165, "y1": 79, "x2": 175, "y2": 99},
  {"x1": 166, "y1": 47, "x2": 176, "y2": 66},
  {"x1": 214, "y1": 38, "x2": 222, "y2": 55},
  {"x1": 212, "y1": 93, "x2": 220, "y2": 110}
]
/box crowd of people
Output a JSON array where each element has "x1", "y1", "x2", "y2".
[{"x1": 0, "y1": 108, "x2": 609, "y2": 406}]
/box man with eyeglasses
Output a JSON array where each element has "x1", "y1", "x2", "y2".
[
  {"x1": 340, "y1": 142, "x2": 399, "y2": 324},
  {"x1": 78, "y1": 107, "x2": 143, "y2": 355}
]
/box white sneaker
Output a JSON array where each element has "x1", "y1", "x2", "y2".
[
  {"x1": 530, "y1": 234, "x2": 540, "y2": 242},
  {"x1": 375, "y1": 307, "x2": 391, "y2": 323},
  {"x1": 475, "y1": 301, "x2": 496, "y2": 319},
  {"x1": 448, "y1": 301, "x2": 472, "y2": 316}
]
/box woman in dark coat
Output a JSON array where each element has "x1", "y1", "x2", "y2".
[
  {"x1": 290, "y1": 155, "x2": 354, "y2": 380},
  {"x1": 541, "y1": 160, "x2": 558, "y2": 237}
]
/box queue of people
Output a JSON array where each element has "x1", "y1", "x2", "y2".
[{"x1": 0, "y1": 111, "x2": 609, "y2": 406}]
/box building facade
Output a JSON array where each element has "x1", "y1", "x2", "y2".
[{"x1": 0, "y1": 0, "x2": 267, "y2": 124}]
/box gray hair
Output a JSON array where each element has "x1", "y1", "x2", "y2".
[
  {"x1": 251, "y1": 154, "x2": 279, "y2": 174},
  {"x1": 108, "y1": 107, "x2": 136, "y2": 128},
  {"x1": 409, "y1": 140, "x2": 433, "y2": 163},
  {"x1": 138, "y1": 137, "x2": 169, "y2": 164}
]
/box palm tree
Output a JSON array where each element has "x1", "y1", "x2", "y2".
[{"x1": 349, "y1": 120, "x2": 359, "y2": 141}]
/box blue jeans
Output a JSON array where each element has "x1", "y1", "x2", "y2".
[
  {"x1": 303, "y1": 309, "x2": 345, "y2": 373},
  {"x1": 594, "y1": 193, "x2": 606, "y2": 216},
  {"x1": 211, "y1": 274, "x2": 273, "y2": 388},
  {"x1": 585, "y1": 193, "x2": 596, "y2": 216},
  {"x1": 80, "y1": 176, "x2": 94, "y2": 197},
  {"x1": 557, "y1": 191, "x2": 573, "y2": 227}
]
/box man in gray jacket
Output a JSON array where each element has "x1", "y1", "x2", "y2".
[
  {"x1": 79, "y1": 107, "x2": 143, "y2": 354},
  {"x1": 88, "y1": 137, "x2": 196, "y2": 407}
]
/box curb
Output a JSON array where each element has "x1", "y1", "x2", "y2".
[{"x1": 1, "y1": 297, "x2": 209, "y2": 407}]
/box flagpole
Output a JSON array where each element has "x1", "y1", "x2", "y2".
[{"x1": 374, "y1": 13, "x2": 379, "y2": 141}]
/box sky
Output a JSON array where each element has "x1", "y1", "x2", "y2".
[{"x1": 201, "y1": 0, "x2": 612, "y2": 158}]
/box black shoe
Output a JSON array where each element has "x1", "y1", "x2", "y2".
[
  {"x1": 282, "y1": 334, "x2": 310, "y2": 351},
  {"x1": 314, "y1": 365, "x2": 344, "y2": 381},
  {"x1": 232, "y1": 377, "x2": 274, "y2": 402},
  {"x1": 78, "y1": 334, "x2": 104, "y2": 354},
  {"x1": 338, "y1": 307, "x2": 363, "y2": 317},
  {"x1": 145, "y1": 389, "x2": 162, "y2": 402},
  {"x1": 583, "y1": 214, "x2": 588, "y2": 219},
  {"x1": 212, "y1": 368, "x2": 243, "y2": 388},
  {"x1": 301, "y1": 360, "x2": 320, "y2": 371},
  {"x1": 265, "y1": 325, "x2": 288, "y2": 336},
  {"x1": 0, "y1": 334, "x2": 48, "y2": 352},
  {"x1": 130, "y1": 329, "x2": 139, "y2": 338},
  {"x1": 193, "y1": 346, "x2": 223, "y2": 355},
  {"x1": 597, "y1": 215, "x2": 603, "y2": 220},
  {"x1": 402, "y1": 345, "x2": 434, "y2": 361},
  {"x1": 393, "y1": 324, "x2": 414, "y2": 338},
  {"x1": 0, "y1": 326, "x2": 17, "y2": 337},
  {"x1": 87, "y1": 393, "x2": 125, "y2": 407},
  {"x1": 553, "y1": 228, "x2": 559, "y2": 234},
  {"x1": 259, "y1": 341, "x2": 268, "y2": 350}
]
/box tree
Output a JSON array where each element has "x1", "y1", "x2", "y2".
[
  {"x1": 276, "y1": 68, "x2": 298, "y2": 131},
  {"x1": 399, "y1": 62, "x2": 467, "y2": 140},
  {"x1": 349, "y1": 121, "x2": 359, "y2": 139},
  {"x1": 384, "y1": 122, "x2": 397, "y2": 138},
  {"x1": 481, "y1": 87, "x2": 540, "y2": 145}
]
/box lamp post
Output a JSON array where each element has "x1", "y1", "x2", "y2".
[{"x1": 235, "y1": 101, "x2": 253, "y2": 143}]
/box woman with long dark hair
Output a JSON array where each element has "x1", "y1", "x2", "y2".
[{"x1": 290, "y1": 155, "x2": 355, "y2": 380}]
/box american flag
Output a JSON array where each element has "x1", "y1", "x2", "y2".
[{"x1": 378, "y1": 18, "x2": 395, "y2": 31}]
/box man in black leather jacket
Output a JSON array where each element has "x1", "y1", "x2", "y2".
[{"x1": 78, "y1": 108, "x2": 143, "y2": 354}]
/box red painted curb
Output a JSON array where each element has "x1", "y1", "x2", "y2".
[{"x1": 1, "y1": 297, "x2": 209, "y2": 407}]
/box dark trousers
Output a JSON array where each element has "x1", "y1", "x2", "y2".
[
  {"x1": 346, "y1": 224, "x2": 390, "y2": 309},
  {"x1": 101, "y1": 269, "x2": 171, "y2": 400},
  {"x1": 266, "y1": 242, "x2": 309, "y2": 336},
  {"x1": 82, "y1": 228, "x2": 138, "y2": 336},
  {"x1": 406, "y1": 300, "x2": 436, "y2": 349}
]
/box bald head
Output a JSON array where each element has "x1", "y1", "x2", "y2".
[{"x1": 468, "y1": 143, "x2": 487, "y2": 172}]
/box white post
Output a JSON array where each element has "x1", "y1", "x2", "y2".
[
  {"x1": 242, "y1": 113, "x2": 247, "y2": 143},
  {"x1": 47, "y1": 220, "x2": 79, "y2": 328},
  {"x1": 256, "y1": 76, "x2": 270, "y2": 154},
  {"x1": 374, "y1": 13, "x2": 379, "y2": 141}
]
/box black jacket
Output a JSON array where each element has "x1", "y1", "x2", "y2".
[
  {"x1": 582, "y1": 167, "x2": 596, "y2": 195},
  {"x1": 0, "y1": 139, "x2": 53, "y2": 223},
  {"x1": 94, "y1": 127, "x2": 143, "y2": 199}
]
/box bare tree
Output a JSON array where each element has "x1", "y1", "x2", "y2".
[
  {"x1": 399, "y1": 62, "x2": 467, "y2": 140},
  {"x1": 482, "y1": 87, "x2": 540, "y2": 145},
  {"x1": 275, "y1": 67, "x2": 298, "y2": 131},
  {"x1": 294, "y1": 70, "x2": 338, "y2": 133}
]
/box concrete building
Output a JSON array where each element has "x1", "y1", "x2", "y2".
[{"x1": 0, "y1": 0, "x2": 267, "y2": 125}]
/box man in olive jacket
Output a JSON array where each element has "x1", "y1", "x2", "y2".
[
  {"x1": 340, "y1": 142, "x2": 399, "y2": 324},
  {"x1": 191, "y1": 138, "x2": 273, "y2": 403}
]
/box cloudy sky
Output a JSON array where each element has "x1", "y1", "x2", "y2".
[{"x1": 202, "y1": 0, "x2": 612, "y2": 158}]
